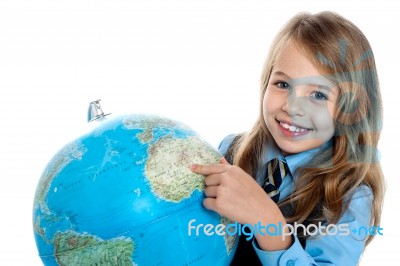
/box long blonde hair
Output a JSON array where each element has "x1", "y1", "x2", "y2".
[{"x1": 233, "y1": 11, "x2": 384, "y2": 245}]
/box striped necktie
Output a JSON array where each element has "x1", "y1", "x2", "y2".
[{"x1": 262, "y1": 158, "x2": 289, "y2": 203}]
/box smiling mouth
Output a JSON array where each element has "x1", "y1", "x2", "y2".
[{"x1": 277, "y1": 120, "x2": 312, "y2": 133}]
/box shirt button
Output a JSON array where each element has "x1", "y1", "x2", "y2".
[{"x1": 286, "y1": 260, "x2": 295, "y2": 266}]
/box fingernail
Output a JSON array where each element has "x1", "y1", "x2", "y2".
[{"x1": 189, "y1": 164, "x2": 197, "y2": 170}]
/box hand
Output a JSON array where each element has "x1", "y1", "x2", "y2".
[
  {"x1": 190, "y1": 157, "x2": 276, "y2": 225},
  {"x1": 190, "y1": 157, "x2": 293, "y2": 250}
]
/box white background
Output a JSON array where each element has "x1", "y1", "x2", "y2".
[{"x1": 0, "y1": 0, "x2": 398, "y2": 265}]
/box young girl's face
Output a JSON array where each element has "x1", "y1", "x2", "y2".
[{"x1": 263, "y1": 41, "x2": 339, "y2": 155}]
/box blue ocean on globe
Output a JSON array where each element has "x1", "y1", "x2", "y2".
[{"x1": 33, "y1": 114, "x2": 237, "y2": 265}]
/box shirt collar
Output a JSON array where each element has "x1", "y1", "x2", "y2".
[{"x1": 261, "y1": 140, "x2": 333, "y2": 179}]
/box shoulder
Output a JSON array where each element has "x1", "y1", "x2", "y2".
[
  {"x1": 348, "y1": 185, "x2": 373, "y2": 204},
  {"x1": 340, "y1": 185, "x2": 373, "y2": 224},
  {"x1": 217, "y1": 134, "x2": 239, "y2": 155}
]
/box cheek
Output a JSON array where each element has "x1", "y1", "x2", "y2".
[
  {"x1": 262, "y1": 91, "x2": 270, "y2": 117},
  {"x1": 313, "y1": 110, "x2": 335, "y2": 134},
  {"x1": 263, "y1": 89, "x2": 277, "y2": 115}
]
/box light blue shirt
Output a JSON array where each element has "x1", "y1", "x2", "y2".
[{"x1": 219, "y1": 134, "x2": 374, "y2": 266}]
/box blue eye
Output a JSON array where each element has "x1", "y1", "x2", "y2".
[
  {"x1": 276, "y1": 82, "x2": 290, "y2": 89},
  {"x1": 311, "y1": 91, "x2": 328, "y2": 100}
]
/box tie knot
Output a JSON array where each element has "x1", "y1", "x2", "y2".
[
  {"x1": 263, "y1": 158, "x2": 289, "y2": 203},
  {"x1": 267, "y1": 158, "x2": 289, "y2": 177}
]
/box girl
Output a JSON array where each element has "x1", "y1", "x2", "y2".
[{"x1": 190, "y1": 11, "x2": 384, "y2": 265}]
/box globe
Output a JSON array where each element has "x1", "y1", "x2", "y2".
[{"x1": 33, "y1": 114, "x2": 237, "y2": 265}]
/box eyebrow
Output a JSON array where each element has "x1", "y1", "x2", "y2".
[
  {"x1": 271, "y1": 70, "x2": 337, "y2": 95},
  {"x1": 271, "y1": 71, "x2": 289, "y2": 78}
]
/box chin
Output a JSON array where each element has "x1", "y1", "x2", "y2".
[
  {"x1": 278, "y1": 145, "x2": 306, "y2": 155},
  {"x1": 276, "y1": 139, "x2": 321, "y2": 155}
]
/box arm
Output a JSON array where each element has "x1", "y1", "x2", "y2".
[{"x1": 253, "y1": 187, "x2": 373, "y2": 265}]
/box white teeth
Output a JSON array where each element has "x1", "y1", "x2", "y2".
[{"x1": 279, "y1": 121, "x2": 308, "y2": 133}]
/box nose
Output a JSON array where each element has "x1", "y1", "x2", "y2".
[{"x1": 281, "y1": 91, "x2": 306, "y2": 117}]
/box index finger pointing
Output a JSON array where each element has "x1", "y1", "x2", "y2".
[{"x1": 189, "y1": 163, "x2": 227, "y2": 175}]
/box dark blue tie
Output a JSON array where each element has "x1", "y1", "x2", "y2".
[{"x1": 262, "y1": 158, "x2": 289, "y2": 203}]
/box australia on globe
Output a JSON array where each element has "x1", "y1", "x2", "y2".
[{"x1": 33, "y1": 113, "x2": 237, "y2": 265}]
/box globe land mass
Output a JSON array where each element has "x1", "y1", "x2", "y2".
[
  {"x1": 124, "y1": 115, "x2": 237, "y2": 254},
  {"x1": 145, "y1": 135, "x2": 220, "y2": 202},
  {"x1": 145, "y1": 135, "x2": 237, "y2": 254},
  {"x1": 53, "y1": 231, "x2": 134, "y2": 266},
  {"x1": 123, "y1": 115, "x2": 191, "y2": 144}
]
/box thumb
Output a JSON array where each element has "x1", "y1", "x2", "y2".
[{"x1": 219, "y1": 157, "x2": 230, "y2": 165}]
